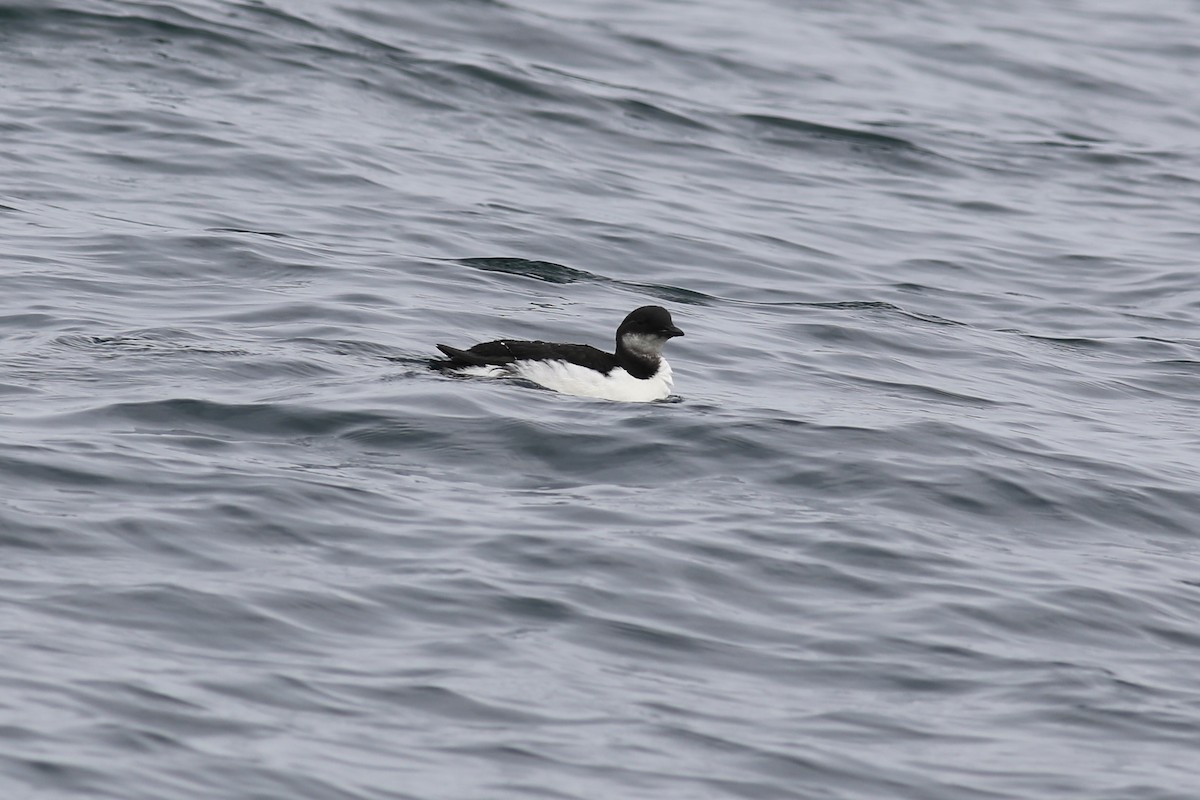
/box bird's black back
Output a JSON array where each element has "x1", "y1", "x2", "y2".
[{"x1": 435, "y1": 340, "x2": 619, "y2": 373}]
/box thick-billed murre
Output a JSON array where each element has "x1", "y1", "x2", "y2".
[{"x1": 433, "y1": 305, "x2": 684, "y2": 402}]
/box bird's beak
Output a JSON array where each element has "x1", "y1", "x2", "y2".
[{"x1": 665, "y1": 325, "x2": 684, "y2": 338}]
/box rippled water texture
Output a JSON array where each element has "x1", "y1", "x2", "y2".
[{"x1": 3, "y1": 1, "x2": 1200, "y2": 798}]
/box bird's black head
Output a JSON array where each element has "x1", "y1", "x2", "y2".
[
  {"x1": 617, "y1": 305, "x2": 684, "y2": 340},
  {"x1": 615, "y1": 306, "x2": 684, "y2": 375}
]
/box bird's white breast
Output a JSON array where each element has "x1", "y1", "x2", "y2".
[{"x1": 461, "y1": 358, "x2": 673, "y2": 402}]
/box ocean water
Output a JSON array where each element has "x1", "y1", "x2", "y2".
[{"x1": 3, "y1": 0, "x2": 1200, "y2": 798}]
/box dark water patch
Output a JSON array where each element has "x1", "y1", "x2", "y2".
[
  {"x1": 335, "y1": 416, "x2": 479, "y2": 452},
  {"x1": 615, "y1": 98, "x2": 715, "y2": 132},
  {"x1": 1012, "y1": 332, "x2": 1110, "y2": 350},
  {"x1": 470, "y1": 530, "x2": 659, "y2": 578},
  {"x1": 73, "y1": 680, "x2": 222, "y2": 732},
  {"x1": 199, "y1": 672, "x2": 355, "y2": 717},
  {"x1": 444, "y1": 61, "x2": 569, "y2": 102},
  {"x1": 0, "y1": 312, "x2": 61, "y2": 329},
  {"x1": 0, "y1": 381, "x2": 38, "y2": 398},
  {"x1": 742, "y1": 296, "x2": 965, "y2": 325},
  {"x1": 357, "y1": 580, "x2": 513, "y2": 632},
  {"x1": 57, "y1": 232, "x2": 329, "y2": 286},
  {"x1": 299, "y1": 336, "x2": 409, "y2": 361},
  {"x1": 98, "y1": 514, "x2": 236, "y2": 572},
  {"x1": 0, "y1": 755, "x2": 109, "y2": 796},
  {"x1": 460, "y1": 256, "x2": 594, "y2": 284},
  {"x1": 738, "y1": 114, "x2": 926, "y2": 151},
  {"x1": 1010, "y1": 61, "x2": 1158, "y2": 104},
  {"x1": 341, "y1": 681, "x2": 552, "y2": 726},
  {"x1": 42, "y1": 585, "x2": 310, "y2": 651},
  {"x1": 0, "y1": 502, "x2": 103, "y2": 554},
  {"x1": 80, "y1": 398, "x2": 386, "y2": 439},
  {"x1": 53, "y1": 107, "x2": 237, "y2": 148},
  {"x1": 0, "y1": 445, "x2": 131, "y2": 490},
  {"x1": 56, "y1": 330, "x2": 251, "y2": 358},
  {"x1": 734, "y1": 113, "x2": 960, "y2": 174},
  {"x1": 215, "y1": 300, "x2": 388, "y2": 327},
  {"x1": 585, "y1": 616, "x2": 716, "y2": 659},
  {"x1": 0, "y1": 6, "x2": 237, "y2": 44},
  {"x1": 83, "y1": 721, "x2": 184, "y2": 756},
  {"x1": 956, "y1": 199, "x2": 1025, "y2": 215},
  {"x1": 457, "y1": 256, "x2": 716, "y2": 304},
  {"x1": 495, "y1": 594, "x2": 576, "y2": 623},
  {"x1": 808, "y1": 538, "x2": 968, "y2": 581},
  {"x1": 627, "y1": 281, "x2": 714, "y2": 305},
  {"x1": 206, "y1": 227, "x2": 292, "y2": 238}
]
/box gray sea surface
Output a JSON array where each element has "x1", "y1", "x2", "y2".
[{"x1": 3, "y1": 1, "x2": 1200, "y2": 798}]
